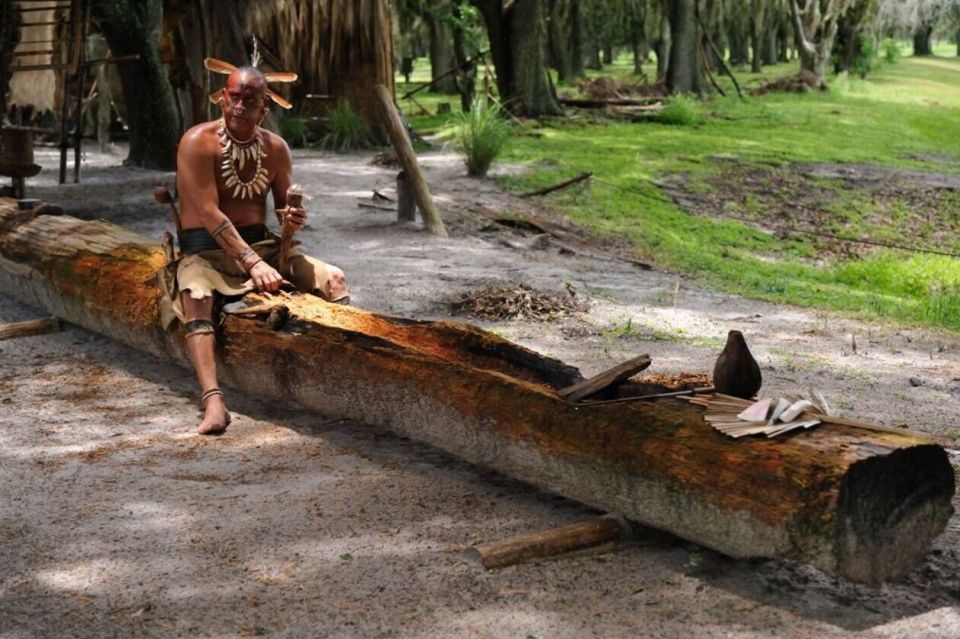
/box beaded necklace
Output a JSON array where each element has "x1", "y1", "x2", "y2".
[{"x1": 217, "y1": 118, "x2": 269, "y2": 200}]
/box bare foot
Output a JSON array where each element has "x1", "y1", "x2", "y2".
[{"x1": 198, "y1": 394, "x2": 231, "y2": 435}]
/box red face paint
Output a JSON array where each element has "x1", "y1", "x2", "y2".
[{"x1": 222, "y1": 69, "x2": 268, "y2": 141}]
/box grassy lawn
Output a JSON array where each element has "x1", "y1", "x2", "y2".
[{"x1": 397, "y1": 51, "x2": 960, "y2": 332}]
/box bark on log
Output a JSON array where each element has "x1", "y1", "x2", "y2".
[
  {"x1": 0, "y1": 199, "x2": 954, "y2": 585},
  {"x1": 374, "y1": 85, "x2": 446, "y2": 237}
]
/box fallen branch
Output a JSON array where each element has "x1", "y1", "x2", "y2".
[
  {"x1": 520, "y1": 172, "x2": 593, "y2": 198},
  {"x1": 559, "y1": 97, "x2": 665, "y2": 108},
  {"x1": 468, "y1": 516, "x2": 640, "y2": 568},
  {"x1": 357, "y1": 202, "x2": 394, "y2": 212},
  {"x1": 0, "y1": 317, "x2": 61, "y2": 340}
]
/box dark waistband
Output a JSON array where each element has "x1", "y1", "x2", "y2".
[{"x1": 178, "y1": 224, "x2": 269, "y2": 254}]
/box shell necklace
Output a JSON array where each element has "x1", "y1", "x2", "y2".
[{"x1": 217, "y1": 118, "x2": 269, "y2": 200}]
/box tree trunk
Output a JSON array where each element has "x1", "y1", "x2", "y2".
[
  {"x1": 728, "y1": 21, "x2": 748, "y2": 66},
  {"x1": 956, "y1": 29, "x2": 960, "y2": 56},
  {"x1": 546, "y1": 0, "x2": 573, "y2": 82},
  {"x1": 248, "y1": 0, "x2": 395, "y2": 144},
  {"x1": 569, "y1": 0, "x2": 585, "y2": 77},
  {"x1": 666, "y1": 0, "x2": 705, "y2": 95},
  {"x1": 762, "y1": 25, "x2": 777, "y2": 65},
  {"x1": 627, "y1": 1, "x2": 648, "y2": 76},
  {"x1": 473, "y1": 0, "x2": 562, "y2": 117},
  {"x1": 790, "y1": 0, "x2": 847, "y2": 89},
  {"x1": 602, "y1": 44, "x2": 614, "y2": 65},
  {"x1": 750, "y1": 22, "x2": 762, "y2": 73},
  {"x1": 655, "y1": 12, "x2": 671, "y2": 81},
  {"x1": 913, "y1": 25, "x2": 933, "y2": 57},
  {"x1": 0, "y1": 202, "x2": 954, "y2": 586},
  {"x1": 92, "y1": 0, "x2": 178, "y2": 170},
  {"x1": 426, "y1": 0, "x2": 458, "y2": 94}
]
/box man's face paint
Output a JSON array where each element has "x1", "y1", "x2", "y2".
[{"x1": 222, "y1": 69, "x2": 268, "y2": 138}]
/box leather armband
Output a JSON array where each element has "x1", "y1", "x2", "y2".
[{"x1": 212, "y1": 219, "x2": 262, "y2": 271}]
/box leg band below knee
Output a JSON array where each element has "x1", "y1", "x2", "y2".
[{"x1": 184, "y1": 319, "x2": 215, "y2": 338}]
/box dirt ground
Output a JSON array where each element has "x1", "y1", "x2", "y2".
[{"x1": 2, "y1": 143, "x2": 960, "y2": 638}]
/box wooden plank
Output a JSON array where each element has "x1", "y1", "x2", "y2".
[{"x1": 558, "y1": 354, "x2": 651, "y2": 403}]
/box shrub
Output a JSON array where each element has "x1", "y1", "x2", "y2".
[
  {"x1": 455, "y1": 96, "x2": 510, "y2": 177},
  {"x1": 882, "y1": 39, "x2": 902, "y2": 64},
  {"x1": 277, "y1": 113, "x2": 309, "y2": 148},
  {"x1": 655, "y1": 94, "x2": 705, "y2": 126},
  {"x1": 320, "y1": 101, "x2": 370, "y2": 151},
  {"x1": 851, "y1": 35, "x2": 878, "y2": 79}
]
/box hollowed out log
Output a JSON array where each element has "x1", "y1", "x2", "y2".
[{"x1": 0, "y1": 200, "x2": 953, "y2": 585}]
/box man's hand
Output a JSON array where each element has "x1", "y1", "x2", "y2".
[
  {"x1": 283, "y1": 206, "x2": 307, "y2": 232},
  {"x1": 249, "y1": 260, "x2": 284, "y2": 293}
]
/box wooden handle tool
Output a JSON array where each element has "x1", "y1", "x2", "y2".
[{"x1": 278, "y1": 184, "x2": 303, "y2": 275}]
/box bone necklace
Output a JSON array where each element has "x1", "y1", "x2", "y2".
[{"x1": 217, "y1": 118, "x2": 268, "y2": 200}]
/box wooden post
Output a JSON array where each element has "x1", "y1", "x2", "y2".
[
  {"x1": 374, "y1": 84, "x2": 447, "y2": 237},
  {"x1": 396, "y1": 171, "x2": 418, "y2": 223}
]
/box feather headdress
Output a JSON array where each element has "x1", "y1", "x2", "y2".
[{"x1": 204, "y1": 38, "x2": 297, "y2": 110}]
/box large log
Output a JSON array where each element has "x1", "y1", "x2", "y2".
[{"x1": 0, "y1": 200, "x2": 954, "y2": 585}]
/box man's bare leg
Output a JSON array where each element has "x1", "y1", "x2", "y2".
[{"x1": 182, "y1": 293, "x2": 231, "y2": 435}]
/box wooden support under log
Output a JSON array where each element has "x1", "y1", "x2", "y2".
[
  {"x1": 0, "y1": 317, "x2": 61, "y2": 341},
  {"x1": 469, "y1": 516, "x2": 654, "y2": 569},
  {"x1": 519, "y1": 172, "x2": 593, "y2": 199},
  {"x1": 0, "y1": 199, "x2": 954, "y2": 585},
  {"x1": 558, "y1": 354, "x2": 652, "y2": 403},
  {"x1": 374, "y1": 85, "x2": 447, "y2": 237}
]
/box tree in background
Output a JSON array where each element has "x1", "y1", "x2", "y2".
[
  {"x1": 877, "y1": 0, "x2": 958, "y2": 56},
  {"x1": 789, "y1": 0, "x2": 855, "y2": 88},
  {"x1": 666, "y1": 0, "x2": 705, "y2": 94},
  {"x1": 471, "y1": 0, "x2": 562, "y2": 116},
  {"x1": 93, "y1": 0, "x2": 179, "y2": 169},
  {"x1": 249, "y1": 0, "x2": 395, "y2": 142}
]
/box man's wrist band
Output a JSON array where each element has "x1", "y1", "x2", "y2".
[{"x1": 238, "y1": 248, "x2": 262, "y2": 271}]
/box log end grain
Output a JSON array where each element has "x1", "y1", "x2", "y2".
[{"x1": 833, "y1": 444, "x2": 955, "y2": 585}]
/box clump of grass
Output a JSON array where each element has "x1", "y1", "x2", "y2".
[
  {"x1": 655, "y1": 94, "x2": 706, "y2": 126},
  {"x1": 882, "y1": 39, "x2": 902, "y2": 64},
  {"x1": 455, "y1": 96, "x2": 510, "y2": 176},
  {"x1": 320, "y1": 100, "x2": 369, "y2": 151},
  {"x1": 277, "y1": 113, "x2": 309, "y2": 148}
]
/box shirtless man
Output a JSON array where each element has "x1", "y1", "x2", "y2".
[{"x1": 175, "y1": 65, "x2": 349, "y2": 435}]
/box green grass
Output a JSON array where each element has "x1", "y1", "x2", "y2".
[{"x1": 401, "y1": 51, "x2": 960, "y2": 332}]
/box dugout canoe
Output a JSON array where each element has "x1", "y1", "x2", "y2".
[{"x1": 0, "y1": 199, "x2": 954, "y2": 585}]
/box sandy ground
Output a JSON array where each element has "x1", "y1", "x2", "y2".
[{"x1": 1, "y1": 142, "x2": 960, "y2": 638}]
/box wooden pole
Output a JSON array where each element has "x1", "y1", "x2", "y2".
[
  {"x1": 469, "y1": 516, "x2": 629, "y2": 569},
  {"x1": 374, "y1": 85, "x2": 447, "y2": 237},
  {"x1": 0, "y1": 317, "x2": 61, "y2": 341}
]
